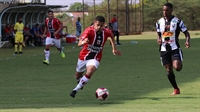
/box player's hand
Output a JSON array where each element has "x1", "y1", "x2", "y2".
[
  {"x1": 185, "y1": 41, "x2": 190, "y2": 48},
  {"x1": 112, "y1": 49, "x2": 122, "y2": 56},
  {"x1": 157, "y1": 38, "x2": 162, "y2": 45},
  {"x1": 41, "y1": 35, "x2": 46, "y2": 39},
  {"x1": 54, "y1": 32, "x2": 58, "y2": 36},
  {"x1": 82, "y1": 38, "x2": 89, "y2": 44}
]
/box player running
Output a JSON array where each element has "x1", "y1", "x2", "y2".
[
  {"x1": 42, "y1": 10, "x2": 65, "y2": 65},
  {"x1": 156, "y1": 3, "x2": 190, "y2": 95},
  {"x1": 70, "y1": 16, "x2": 122, "y2": 98}
]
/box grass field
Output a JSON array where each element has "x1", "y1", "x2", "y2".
[{"x1": 0, "y1": 31, "x2": 200, "y2": 112}]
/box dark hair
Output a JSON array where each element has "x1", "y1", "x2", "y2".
[
  {"x1": 95, "y1": 16, "x2": 105, "y2": 22},
  {"x1": 78, "y1": 17, "x2": 80, "y2": 21},
  {"x1": 164, "y1": 3, "x2": 173, "y2": 8},
  {"x1": 18, "y1": 16, "x2": 22, "y2": 19},
  {"x1": 48, "y1": 10, "x2": 54, "y2": 14}
]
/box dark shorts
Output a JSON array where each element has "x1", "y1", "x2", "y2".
[
  {"x1": 112, "y1": 31, "x2": 119, "y2": 36},
  {"x1": 160, "y1": 48, "x2": 183, "y2": 65}
]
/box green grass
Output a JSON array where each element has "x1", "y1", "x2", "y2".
[{"x1": 0, "y1": 31, "x2": 200, "y2": 112}]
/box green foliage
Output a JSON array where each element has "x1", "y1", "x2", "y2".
[
  {"x1": 56, "y1": 13, "x2": 76, "y2": 35},
  {"x1": 68, "y1": 2, "x2": 90, "y2": 11},
  {"x1": 143, "y1": 0, "x2": 200, "y2": 31}
]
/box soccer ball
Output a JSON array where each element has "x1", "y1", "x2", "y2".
[{"x1": 95, "y1": 87, "x2": 109, "y2": 101}]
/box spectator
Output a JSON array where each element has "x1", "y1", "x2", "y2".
[
  {"x1": 76, "y1": 17, "x2": 82, "y2": 42},
  {"x1": 4, "y1": 23, "x2": 14, "y2": 46},
  {"x1": 31, "y1": 23, "x2": 42, "y2": 46},
  {"x1": 39, "y1": 25, "x2": 46, "y2": 46},
  {"x1": 24, "y1": 23, "x2": 34, "y2": 46},
  {"x1": 109, "y1": 14, "x2": 121, "y2": 45}
]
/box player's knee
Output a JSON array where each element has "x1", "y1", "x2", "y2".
[{"x1": 174, "y1": 65, "x2": 182, "y2": 71}]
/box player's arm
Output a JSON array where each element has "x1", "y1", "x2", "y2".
[
  {"x1": 63, "y1": 26, "x2": 68, "y2": 34},
  {"x1": 109, "y1": 21, "x2": 113, "y2": 30},
  {"x1": 156, "y1": 22, "x2": 162, "y2": 45},
  {"x1": 54, "y1": 20, "x2": 63, "y2": 36},
  {"x1": 109, "y1": 31, "x2": 122, "y2": 56},
  {"x1": 14, "y1": 24, "x2": 17, "y2": 34},
  {"x1": 183, "y1": 30, "x2": 190, "y2": 48},
  {"x1": 78, "y1": 30, "x2": 89, "y2": 47},
  {"x1": 179, "y1": 20, "x2": 190, "y2": 48},
  {"x1": 42, "y1": 22, "x2": 47, "y2": 38}
]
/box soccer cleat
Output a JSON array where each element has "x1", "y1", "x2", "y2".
[
  {"x1": 70, "y1": 90, "x2": 77, "y2": 98},
  {"x1": 19, "y1": 52, "x2": 23, "y2": 54},
  {"x1": 60, "y1": 51, "x2": 65, "y2": 58},
  {"x1": 15, "y1": 52, "x2": 18, "y2": 54},
  {"x1": 43, "y1": 60, "x2": 50, "y2": 65},
  {"x1": 171, "y1": 88, "x2": 180, "y2": 95},
  {"x1": 117, "y1": 43, "x2": 122, "y2": 46}
]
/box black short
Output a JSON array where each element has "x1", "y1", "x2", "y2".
[
  {"x1": 112, "y1": 31, "x2": 119, "y2": 36},
  {"x1": 160, "y1": 48, "x2": 183, "y2": 65}
]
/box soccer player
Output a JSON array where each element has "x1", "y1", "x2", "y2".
[
  {"x1": 42, "y1": 10, "x2": 65, "y2": 65},
  {"x1": 109, "y1": 14, "x2": 121, "y2": 45},
  {"x1": 14, "y1": 17, "x2": 24, "y2": 54},
  {"x1": 156, "y1": 3, "x2": 190, "y2": 95},
  {"x1": 70, "y1": 16, "x2": 122, "y2": 98}
]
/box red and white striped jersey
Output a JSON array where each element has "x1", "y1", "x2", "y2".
[
  {"x1": 45, "y1": 18, "x2": 61, "y2": 39},
  {"x1": 79, "y1": 26, "x2": 113, "y2": 62}
]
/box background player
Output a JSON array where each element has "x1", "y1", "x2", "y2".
[
  {"x1": 14, "y1": 17, "x2": 24, "y2": 54},
  {"x1": 156, "y1": 3, "x2": 190, "y2": 95},
  {"x1": 70, "y1": 16, "x2": 122, "y2": 98},
  {"x1": 109, "y1": 14, "x2": 121, "y2": 45},
  {"x1": 75, "y1": 17, "x2": 82, "y2": 43},
  {"x1": 42, "y1": 10, "x2": 65, "y2": 65}
]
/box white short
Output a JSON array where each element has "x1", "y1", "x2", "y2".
[
  {"x1": 76, "y1": 59, "x2": 100, "y2": 72},
  {"x1": 46, "y1": 37, "x2": 61, "y2": 48}
]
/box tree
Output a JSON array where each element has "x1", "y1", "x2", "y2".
[
  {"x1": 142, "y1": 0, "x2": 200, "y2": 30},
  {"x1": 68, "y1": 2, "x2": 90, "y2": 11}
]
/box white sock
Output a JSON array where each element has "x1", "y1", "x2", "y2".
[
  {"x1": 44, "y1": 50, "x2": 50, "y2": 62},
  {"x1": 73, "y1": 75, "x2": 90, "y2": 91}
]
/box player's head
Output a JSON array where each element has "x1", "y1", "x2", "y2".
[
  {"x1": 163, "y1": 3, "x2": 173, "y2": 18},
  {"x1": 77, "y1": 17, "x2": 80, "y2": 21},
  {"x1": 18, "y1": 16, "x2": 22, "y2": 23},
  {"x1": 113, "y1": 14, "x2": 117, "y2": 19},
  {"x1": 48, "y1": 10, "x2": 54, "y2": 20},
  {"x1": 93, "y1": 16, "x2": 105, "y2": 32}
]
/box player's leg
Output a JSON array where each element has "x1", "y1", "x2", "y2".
[
  {"x1": 76, "y1": 30, "x2": 80, "y2": 43},
  {"x1": 70, "y1": 59, "x2": 99, "y2": 98},
  {"x1": 161, "y1": 51, "x2": 180, "y2": 95},
  {"x1": 53, "y1": 39, "x2": 65, "y2": 58},
  {"x1": 18, "y1": 34, "x2": 23, "y2": 53},
  {"x1": 14, "y1": 34, "x2": 19, "y2": 53},
  {"x1": 112, "y1": 31, "x2": 117, "y2": 44},
  {"x1": 116, "y1": 31, "x2": 121, "y2": 45},
  {"x1": 172, "y1": 48, "x2": 183, "y2": 71},
  {"x1": 43, "y1": 38, "x2": 52, "y2": 65}
]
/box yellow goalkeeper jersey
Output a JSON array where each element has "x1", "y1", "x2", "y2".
[{"x1": 14, "y1": 22, "x2": 24, "y2": 35}]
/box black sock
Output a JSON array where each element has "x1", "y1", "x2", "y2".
[{"x1": 167, "y1": 72, "x2": 179, "y2": 89}]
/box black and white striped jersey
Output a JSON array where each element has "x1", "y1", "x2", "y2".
[{"x1": 156, "y1": 16, "x2": 187, "y2": 51}]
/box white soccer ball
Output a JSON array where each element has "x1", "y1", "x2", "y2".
[{"x1": 95, "y1": 87, "x2": 109, "y2": 101}]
